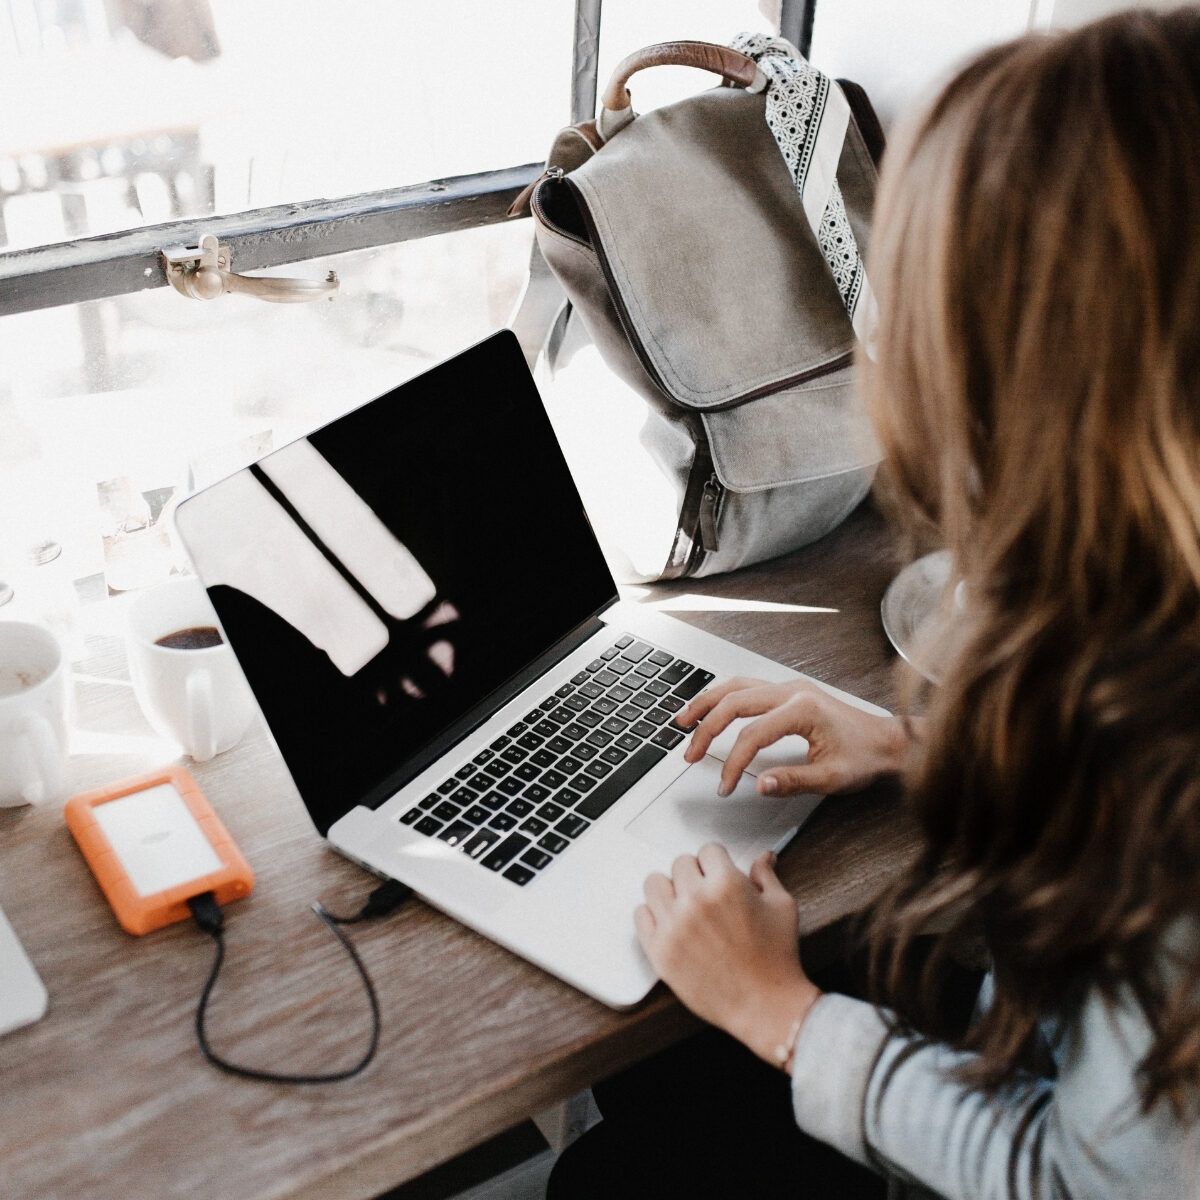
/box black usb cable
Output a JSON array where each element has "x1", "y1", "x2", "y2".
[{"x1": 186, "y1": 879, "x2": 412, "y2": 1084}]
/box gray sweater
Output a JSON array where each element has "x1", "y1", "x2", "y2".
[{"x1": 790, "y1": 942, "x2": 1200, "y2": 1198}]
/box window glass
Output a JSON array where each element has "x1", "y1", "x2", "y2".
[
  {"x1": 0, "y1": 218, "x2": 534, "y2": 608},
  {"x1": 0, "y1": 0, "x2": 573, "y2": 249},
  {"x1": 807, "y1": 0, "x2": 1031, "y2": 128},
  {"x1": 595, "y1": 0, "x2": 773, "y2": 117}
]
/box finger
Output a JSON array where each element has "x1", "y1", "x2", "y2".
[
  {"x1": 671, "y1": 853, "x2": 704, "y2": 894},
  {"x1": 642, "y1": 871, "x2": 675, "y2": 915},
  {"x1": 696, "y1": 841, "x2": 736, "y2": 879},
  {"x1": 685, "y1": 684, "x2": 791, "y2": 763},
  {"x1": 748, "y1": 849, "x2": 785, "y2": 894},
  {"x1": 633, "y1": 903, "x2": 656, "y2": 949},
  {"x1": 757, "y1": 763, "x2": 839, "y2": 798},
  {"x1": 718, "y1": 694, "x2": 820, "y2": 791},
  {"x1": 674, "y1": 676, "x2": 761, "y2": 729}
]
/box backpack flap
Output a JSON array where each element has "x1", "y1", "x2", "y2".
[{"x1": 559, "y1": 84, "x2": 874, "y2": 408}]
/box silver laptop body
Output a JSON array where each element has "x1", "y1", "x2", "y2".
[{"x1": 173, "y1": 331, "x2": 884, "y2": 1008}]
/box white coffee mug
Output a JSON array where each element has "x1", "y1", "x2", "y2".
[
  {"x1": 126, "y1": 577, "x2": 257, "y2": 762},
  {"x1": 0, "y1": 621, "x2": 70, "y2": 807}
]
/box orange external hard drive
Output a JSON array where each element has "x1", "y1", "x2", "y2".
[{"x1": 65, "y1": 766, "x2": 254, "y2": 935}]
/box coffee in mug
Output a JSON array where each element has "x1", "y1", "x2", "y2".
[
  {"x1": 126, "y1": 578, "x2": 256, "y2": 762},
  {"x1": 154, "y1": 626, "x2": 223, "y2": 651},
  {"x1": 0, "y1": 622, "x2": 70, "y2": 807}
]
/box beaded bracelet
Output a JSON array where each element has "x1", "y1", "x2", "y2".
[{"x1": 774, "y1": 1013, "x2": 808, "y2": 1074}]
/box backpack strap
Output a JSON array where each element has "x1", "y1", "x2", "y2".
[{"x1": 732, "y1": 32, "x2": 879, "y2": 356}]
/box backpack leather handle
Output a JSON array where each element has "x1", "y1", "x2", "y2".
[{"x1": 600, "y1": 41, "x2": 763, "y2": 112}]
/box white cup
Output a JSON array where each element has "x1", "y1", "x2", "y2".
[
  {"x1": 0, "y1": 622, "x2": 70, "y2": 807},
  {"x1": 125, "y1": 577, "x2": 257, "y2": 762}
]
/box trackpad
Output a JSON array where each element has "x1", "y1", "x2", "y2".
[{"x1": 625, "y1": 756, "x2": 821, "y2": 869}]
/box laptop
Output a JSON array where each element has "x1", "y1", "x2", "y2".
[
  {"x1": 0, "y1": 902, "x2": 48, "y2": 1037},
  {"x1": 173, "y1": 330, "x2": 885, "y2": 1008}
]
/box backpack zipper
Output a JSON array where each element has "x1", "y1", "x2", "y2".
[{"x1": 698, "y1": 474, "x2": 722, "y2": 554}]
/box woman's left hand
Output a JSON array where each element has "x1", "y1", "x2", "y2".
[{"x1": 635, "y1": 843, "x2": 822, "y2": 1070}]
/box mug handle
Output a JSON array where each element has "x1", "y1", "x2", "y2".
[
  {"x1": 15, "y1": 714, "x2": 61, "y2": 806},
  {"x1": 186, "y1": 670, "x2": 217, "y2": 763}
]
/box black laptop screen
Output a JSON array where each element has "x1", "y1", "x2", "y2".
[{"x1": 176, "y1": 332, "x2": 618, "y2": 835}]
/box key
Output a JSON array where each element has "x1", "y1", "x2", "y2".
[
  {"x1": 657, "y1": 660, "x2": 692, "y2": 685},
  {"x1": 555, "y1": 814, "x2": 589, "y2": 839},
  {"x1": 575, "y1": 745, "x2": 666, "y2": 821},
  {"x1": 673, "y1": 669, "x2": 715, "y2": 701},
  {"x1": 437, "y1": 819, "x2": 474, "y2": 847},
  {"x1": 462, "y1": 828, "x2": 501, "y2": 859},
  {"x1": 481, "y1": 833, "x2": 531, "y2": 871},
  {"x1": 520, "y1": 848, "x2": 554, "y2": 871},
  {"x1": 651, "y1": 726, "x2": 687, "y2": 750}
]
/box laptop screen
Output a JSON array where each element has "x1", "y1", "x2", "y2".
[{"x1": 175, "y1": 331, "x2": 618, "y2": 835}]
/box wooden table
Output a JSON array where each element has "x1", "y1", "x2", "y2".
[{"x1": 0, "y1": 500, "x2": 918, "y2": 1200}]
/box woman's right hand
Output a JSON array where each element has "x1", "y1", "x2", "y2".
[{"x1": 677, "y1": 677, "x2": 913, "y2": 799}]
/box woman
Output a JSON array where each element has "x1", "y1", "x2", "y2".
[{"x1": 549, "y1": 9, "x2": 1200, "y2": 1198}]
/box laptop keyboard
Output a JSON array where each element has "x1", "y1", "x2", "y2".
[{"x1": 396, "y1": 634, "x2": 715, "y2": 886}]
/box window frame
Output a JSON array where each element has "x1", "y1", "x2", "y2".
[{"x1": 0, "y1": 0, "x2": 815, "y2": 319}]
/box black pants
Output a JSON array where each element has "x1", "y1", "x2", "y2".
[
  {"x1": 546, "y1": 1022, "x2": 887, "y2": 1199},
  {"x1": 547, "y1": 935, "x2": 983, "y2": 1199}
]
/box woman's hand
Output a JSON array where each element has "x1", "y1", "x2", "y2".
[
  {"x1": 677, "y1": 677, "x2": 913, "y2": 800},
  {"x1": 635, "y1": 843, "x2": 820, "y2": 1070}
]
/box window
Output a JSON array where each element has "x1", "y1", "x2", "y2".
[{"x1": 6, "y1": 0, "x2": 1103, "y2": 621}]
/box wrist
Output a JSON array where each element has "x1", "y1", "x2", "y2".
[
  {"x1": 881, "y1": 714, "x2": 916, "y2": 775},
  {"x1": 735, "y1": 980, "x2": 822, "y2": 1073}
]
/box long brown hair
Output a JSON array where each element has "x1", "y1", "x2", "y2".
[{"x1": 863, "y1": 8, "x2": 1200, "y2": 1113}]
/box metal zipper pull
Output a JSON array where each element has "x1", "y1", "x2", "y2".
[
  {"x1": 698, "y1": 474, "x2": 723, "y2": 553},
  {"x1": 507, "y1": 165, "x2": 565, "y2": 218}
]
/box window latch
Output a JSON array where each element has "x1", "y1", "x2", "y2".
[{"x1": 161, "y1": 234, "x2": 339, "y2": 303}]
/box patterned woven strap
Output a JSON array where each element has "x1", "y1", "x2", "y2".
[{"x1": 732, "y1": 32, "x2": 878, "y2": 357}]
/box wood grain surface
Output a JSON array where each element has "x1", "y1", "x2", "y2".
[{"x1": 0, "y1": 499, "x2": 918, "y2": 1200}]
